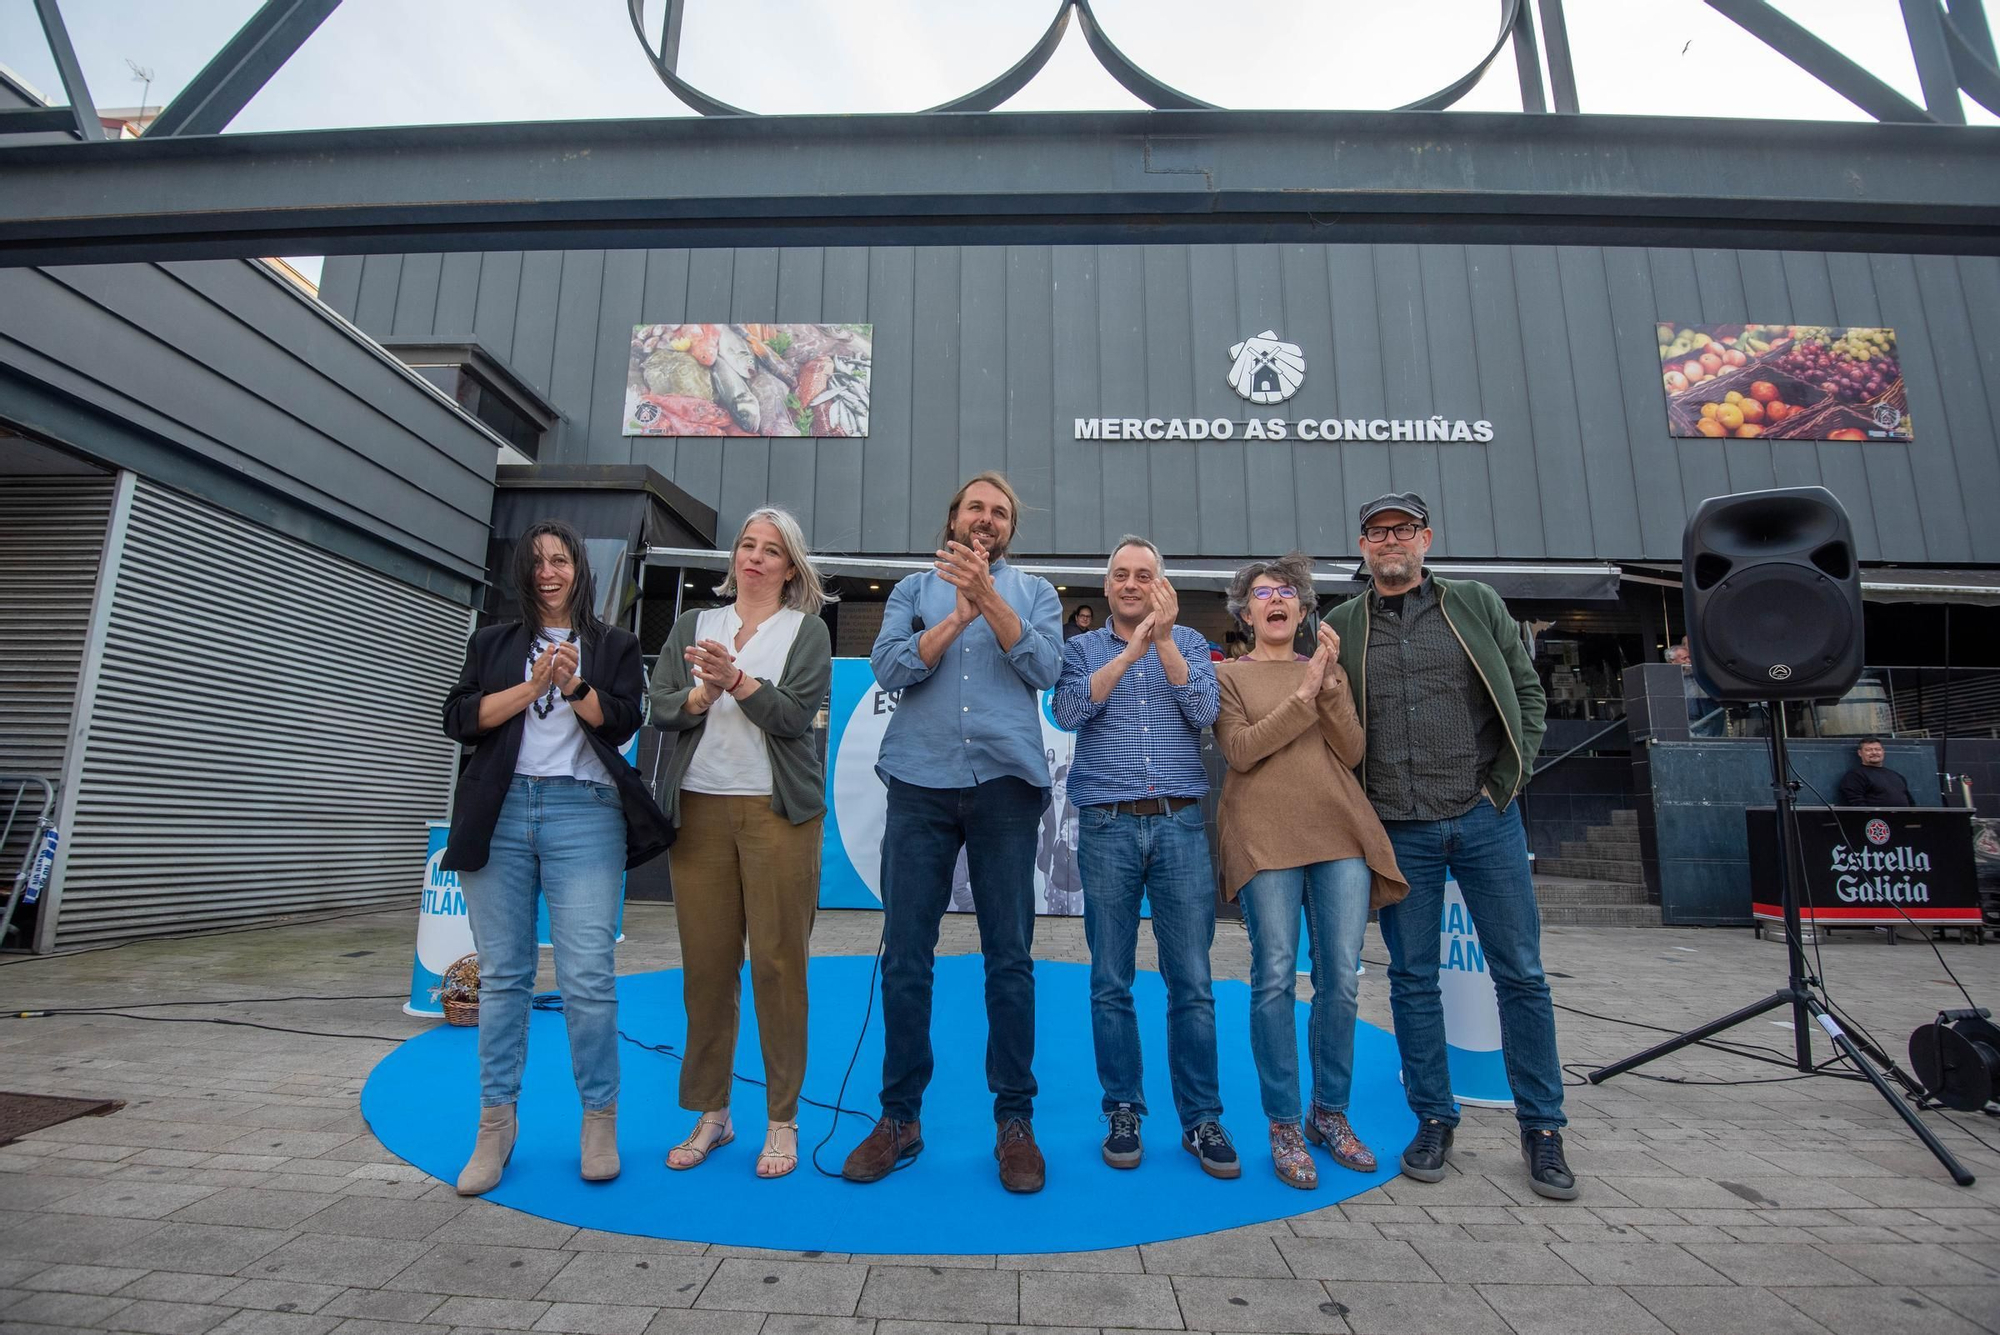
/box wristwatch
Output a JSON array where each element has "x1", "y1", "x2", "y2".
[{"x1": 561, "y1": 679, "x2": 592, "y2": 703}]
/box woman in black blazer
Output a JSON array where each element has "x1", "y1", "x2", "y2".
[{"x1": 440, "y1": 519, "x2": 671, "y2": 1197}]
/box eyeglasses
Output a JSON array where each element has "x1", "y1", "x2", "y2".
[
  {"x1": 1361, "y1": 523, "x2": 1423, "y2": 543},
  {"x1": 1249, "y1": 586, "x2": 1298, "y2": 601}
]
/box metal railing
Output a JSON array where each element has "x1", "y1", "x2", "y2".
[{"x1": 1, "y1": 774, "x2": 58, "y2": 953}]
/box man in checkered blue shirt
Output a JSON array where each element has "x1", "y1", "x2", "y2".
[{"x1": 1054, "y1": 537, "x2": 1238, "y2": 1180}]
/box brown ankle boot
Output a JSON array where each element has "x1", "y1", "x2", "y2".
[
  {"x1": 996, "y1": 1117, "x2": 1045, "y2": 1194},
  {"x1": 841, "y1": 1116, "x2": 922, "y2": 1183},
  {"x1": 580, "y1": 1103, "x2": 619, "y2": 1182},
  {"x1": 456, "y1": 1105, "x2": 517, "y2": 1196}
]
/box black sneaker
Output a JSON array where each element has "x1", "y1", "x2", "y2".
[
  {"x1": 1522, "y1": 1128, "x2": 1579, "y2": 1200},
  {"x1": 1101, "y1": 1103, "x2": 1142, "y2": 1169},
  {"x1": 1399, "y1": 1118, "x2": 1455, "y2": 1183},
  {"x1": 1181, "y1": 1119, "x2": 1241, "y2": 1179}
]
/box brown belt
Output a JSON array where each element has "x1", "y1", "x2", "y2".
[{"x1": 1090, "y1": 796, "x2": 1200, "y2": 817}]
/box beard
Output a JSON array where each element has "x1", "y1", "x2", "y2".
[
  {"x1": 953, "y1": 517, "x2": 1010, "y2": 562},
  {"x1": 1366, "y1": 547, "x2": 1421, "y2": 584}
]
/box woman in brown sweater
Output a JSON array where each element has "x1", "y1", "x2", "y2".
[{"x1": 1215, "y1": 554, "x2": 1408, "y2": 1189}]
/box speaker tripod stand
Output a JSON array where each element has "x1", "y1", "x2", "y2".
[{"x1": 1587, "y1": 704, "x2": 1974, "y2": 1187}]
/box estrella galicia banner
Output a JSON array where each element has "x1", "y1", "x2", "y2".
[
  {"x1": 821, "y1": 658, "x2": 1084, "y2": 915},
  {"x1": 1658, "y1": 322, "x2": 1912, "y2": 441},
  {"x1": 625, "y1": 323, "x2": 873, "y2": 437}
]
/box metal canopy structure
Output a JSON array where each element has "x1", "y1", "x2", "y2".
[
  {"x1": 3, "y1": 108, "x2": 1998, "y2": 267},
  {"x1": 2, "y1": 0, "x2": 1997, "y2": 265}
]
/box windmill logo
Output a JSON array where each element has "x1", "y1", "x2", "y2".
[{"x1": 1226, "y1": 330, "x2": 1305, "y2": 404}]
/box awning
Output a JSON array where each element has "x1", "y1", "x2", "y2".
[
  {"x1": 1620, "y1": 562, "x2": 2000, "y2": 606},
  {"x1": 642, "y1": 548, "x2": 1624, "y2": 602}
]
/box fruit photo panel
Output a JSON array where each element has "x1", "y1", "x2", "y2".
[
  {"x1": 1657, "y1": 323, "x2": 1912, "y2": 442},
  {"x1": 624, "y1": 323, "x2": 874, "y2": 438}
]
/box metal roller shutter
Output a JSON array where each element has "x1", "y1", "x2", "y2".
[
  {"x1": 53, "y1": 479, "x2": 471, "y2": 946},
  {"x1": 0, "y1": 476, "x2": 114, "y2": 777}
]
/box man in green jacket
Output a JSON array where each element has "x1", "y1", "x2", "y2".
[{"x1": 1325, "y1": 491, "x2": 1578, "y2": 1201}]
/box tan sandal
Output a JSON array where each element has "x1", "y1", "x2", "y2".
[
  {"x1": 756, "y1": 1120, "x2": 800, "y2": 1179},
  {"x1": 666, "y1": 1113, "x2": 733, "y2": 1170}
]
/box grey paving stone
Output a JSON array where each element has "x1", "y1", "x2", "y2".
[
  {"x1": 319, "y1": 1289, "x2": 449, "y2": 1323},
  {"x1": 1817, "y1": 1241, "x2": 2000, "y2": 1285},
  {"x1": 1407, "y1": 1240, "x2": 1588, "y2": 1285},
  {"x1": 1930, "y1": 1286, "x2": 2000, "y2": 1333},
  {"x1": 299, "y1": 1195, "x2": 470, "y2": 1242},
  {"x1": 1473, "y1": 1281, "x2": 1672, "y2": 1334},
  {"x1": 638, "y1": 1311, "x2": 761, "y2": 1335},
  {"x1": 1547, "y1": 1241, "x2": 1731, "y2": 1285},
  {"x1": 325, "y1": 1320, "x2": 451, "y2": 1335},
  {"x1": 531, "y1": 1253, "x2": 717, "y2": 1309},
  {"x1": 169, "y1": 1187, "x2": 338, "y2": 1231},
  {"x1": 20, "y1": 1263, "x2": 149, "y2": 1295},
  {"x1": 1624, "y1": 1285, "x2": 1837, "y2": 1335},
  {"x1": 1317, "y1": 1280, "x2": 1512, "y2": 1335},
  {"x1": 1274, "y1": 1237, "x2": 1438, "y2": 1282},
  {"x1": 100, "y1": 1298, "x2": 235, "y2": 1334},
  {"x1": 429, "y1": 1297, "x2": 551, "y2": 1329},
  {"x1": 207, "y1": 1312, "x2": 339, "y2": 1335},
  {"x1": 433, "y1": 1206, "x2": 578, "y2": 1251},
  {"x1": 992, "y1": 1246, "x2": 1143, "y2": 1272},
  {"x1": 692, "y1": 1260, "x2": 865, "y2": 1317},
  {"x1": 856, "y1": 1267, "x2": 1018, "y2": 1324},
  {"x1": 0, "y1": 1289, "x2": 132, "y2": 1327},
  {"x1": 560, "y1": 1232, "x2": 706, "y2": 1257},
  {"x1": 1170, "y1": 1274, "x2": 1344, "y2": 1332},
  {"x1": 1682, "y1": 1242, "x2": 1877, "y2": 1286},
  {"x1": 875, "y1": 1322, "x2": 986, "y2": 1335},
  {"x1": 118, "y1": 1223, "x2": 295, "y2": 1277},
  {"x1": 746, "y1": 1319, "x2": 875, "y2": 1335},
  {"x1": 528, "y1": 1302, "x2": 657, "y2": 1334},
  {"x1": 0, "y1": 1176, "x2": 111, "y2": 1212},
  {"x1": 0, "y1": 1211, "x2": 168, "y2": 1266},
  {"x1": 1138, "y1": 1228, "x2": 1290, "y2": 1278},
  {"x1": 1019, "y1": 1270, "x2": 1180, "y2": 1329},
  {"x1": 248, "y1": 1235, "x2": 418, "y2": 1289},
  {"x1": 112, "y1": 1274, "x2": 242, "y2": 1305},
  {"x1": 384, "y1": 1244, "x2": 573, "y2": 1302},
  {"x1": 1772, "y1": 1285, "x2": 1995, "y2": 1335},
  {"x1": 218, "y1": 1278, "x2": 346, "y2": 1313}
]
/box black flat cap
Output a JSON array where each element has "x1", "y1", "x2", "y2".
[{"x1": 1357, "y1": 491, "x2": 1430, "y2": 528}]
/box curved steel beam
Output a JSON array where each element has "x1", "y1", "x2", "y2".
[
  {"x1": 1943, "y1": 5, "x2": 2000, "y2": 116},
  {"x1": 624, "y1": 0, "x2": 752, "y2": 117},
  {"x1": 1071, "y1": 0, "x2": 1215, "y2": 111},
  {"x1": 925, "y1": 3, "x2": 1073, "y2": 113},
  {"x1": 1398, "y1": 0, "x2": 1526, "y2": 112}
]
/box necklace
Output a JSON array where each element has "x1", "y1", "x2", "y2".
[{"x1": 530, "y1": 627, "x2": 575, "y2": 720}]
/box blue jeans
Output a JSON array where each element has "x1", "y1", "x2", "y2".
[
  {"x1": 1078, "y1": 802, "x2": 1222, "y2": 1131},
  {"x1": 1378, "y1": 798, "x2": 1566, "y2": 1131},
  {"x1": 460, "y1": 775, "x2": 627, "y2": 1111},
  {"x1": 879, "y1": 775, "x2": 1046, "y2": 1121},
  {"x1": 1238, "y1": 858, "x2": 1371, "y2": 1123}
]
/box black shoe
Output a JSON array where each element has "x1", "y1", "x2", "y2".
[
  {"x1": 1522, "y1": 1128, "x2": 1579, "y2": 1200},
  {"x1": 1102, "y1": 1103, "x2": 1142, "y2": 1169},
  {"x1": 1182, "y1": 1119, "x2": 1241, "y2": 1180},
  {"x1": 1399, "y1": 1118, "x2": 1455, "y2": 1183}
]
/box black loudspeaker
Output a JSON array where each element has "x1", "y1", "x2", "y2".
[{"x1": 1683, "y1": 486, "x2": 1864, "y2": 701}]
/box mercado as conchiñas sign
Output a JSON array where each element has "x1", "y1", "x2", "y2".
[{"x1": 1076, "y1": 330, "x2": 1493, "y2": 443}]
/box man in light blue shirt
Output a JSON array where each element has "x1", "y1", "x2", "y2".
[
  {"x1": 1054, "y1": 536, "x2": 1236, "y2": 1180},
  {"x1": 842, "y1": 472, "x2": 1063, "y2": 1194}
]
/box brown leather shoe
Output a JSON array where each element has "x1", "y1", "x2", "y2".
[
  {"x1": 996, "y1": 1116, "x2": 1045, "y2": 1193},
  {"x1": 841, "y1": 1116, "x2": 921, "y2": 1183}
]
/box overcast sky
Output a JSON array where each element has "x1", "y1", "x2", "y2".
[{"x1": 4, "y1": 0, "x2": 1995, "y2": 280}]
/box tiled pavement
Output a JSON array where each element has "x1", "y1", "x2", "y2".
[{"x1": 1, "y1": 904, "x2": 1997, "y2": 1334}]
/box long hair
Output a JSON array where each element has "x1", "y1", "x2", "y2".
[
  {"x1": 712, "y1": 506, "x2": 836, "y2": 614},
  {"x1": 1225, "y1": 551, "x2": 1319, "y2": 627},
  {"x1": 939, "y1": 470, "x2": 1024, "y2": 552},
  {"x1": 512, "y1": 519, "x2": 603, "y2": 648}
]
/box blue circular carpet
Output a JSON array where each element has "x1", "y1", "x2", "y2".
[{"x1": 362, "y1": 955, "x2": 1412, "y2": 1254}]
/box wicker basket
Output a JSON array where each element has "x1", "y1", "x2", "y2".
[{"x1": 440, "y1": 953, "x2": 480, "y2": 1028}]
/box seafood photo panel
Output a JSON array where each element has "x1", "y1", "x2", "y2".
[
  {"x1": 624, "y1": 323, "x2": 874, "y2": 438},
  {"x1": 1658, "y1": 323, "x2": 1912, "y2": 442}
]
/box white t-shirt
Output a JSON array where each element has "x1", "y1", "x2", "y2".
[
  {"x1": 514, "y1": 627, "x2": 614, "y2": 785},
  {"x1": 682, "y1": 605, "x2": 807, "y2": 797}
]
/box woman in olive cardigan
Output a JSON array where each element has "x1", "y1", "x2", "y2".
[{"x1": 649, "y1": 507, "x2": 832, "y2": 1180}]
